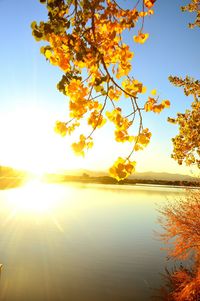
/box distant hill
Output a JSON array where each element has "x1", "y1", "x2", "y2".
[
  {"x1": 0, "y1": 165, "x2": 27, "y2": 177},
  {"x1": 129, "y1": 171, "x2": 198, "y2": 182},
  {"x1": 0, "y1": 165, "x2": 28, "y2": 189},
  {"x1": 57, "y1": 169, "x2": 198, "y2": 182}
]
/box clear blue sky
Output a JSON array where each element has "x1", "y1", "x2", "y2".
[{"x1": 0, "y1": 0, "x2": 199, "y2": 175}]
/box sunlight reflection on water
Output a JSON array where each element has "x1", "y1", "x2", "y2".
[
  {"x1": 5, "y1": 179, "x2": 70, "y2": 214},
  {"x1": 0, "y1": 182, "x2": 185, "y2": 301}
]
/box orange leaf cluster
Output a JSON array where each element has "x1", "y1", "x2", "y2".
[
  {"x1": 144, "y1": 0, "x2": 156, "y2": 9},
  {"x1": 106, "y1": 108, "x2": 133, "y2": 142},
  {"x1": 108, "y1": 87, "x2": 122, "y2": 101},
  {"x1": 122, "y1": 78, "x2": 146, "y2": 97},
  {"x1": 109, "y1": 157, "x2": 136, "y2": 181},
  {"x1": 54, "y1": 120, "x2": 80, "y2": 136},
  {"x1": 88, "y1": 110, "x2": 106, "y2": 129},
  {"x1": 71, "y1": 135, "x2": 93, "y2": 157},
  {"x1": 145, "y1": 97, "x2": 170, "y2": 113},
  {"x1": 134, "y1": 128, "x2": 152, "y2": 151},
  {"x1": 133, "y1": 32, "x2": 149, "y2": 44}
]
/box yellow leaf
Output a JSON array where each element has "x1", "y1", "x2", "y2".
[
  {"x1": 153, "y1": 104, "x2": 164, "y2": 113},
  {"x1": 139, "y1": 11, "x2": 148, "y2": 17},
  {"x1": 142, "y1": 86, "x2": 147, "y2": 94},
  {"x1": 45, "y1": 50, "x2": 52, "y2": 59},
  {"x1": 151, "y1": 89, "x2": 157, "y2": 96},
  {"x1": 148, "y1": 9, "x2": 154, "y2": 15},
  {"x1": 144, "y1": 0, "x2": 156, "y2": 9},
  {"x1": 133, "y1": 33, "x2": 149, "y2": 44},
  {"x1": 162, "y1": 100, "x2": 170, "y2": 108},
  {"x1": 87, "y1": 142, "x2": 94, "y2": 149},
  {"x1": 31, "y1": 21, "x2": 37, "y2": 29}
]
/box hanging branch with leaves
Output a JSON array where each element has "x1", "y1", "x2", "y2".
[{"x1": 32, "y1": 0, "x2": 170, "y2": 180}]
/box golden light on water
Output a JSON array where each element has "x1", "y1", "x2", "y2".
[
  {"x1": 1, "y1": 179, "x2": 77, "y2": 234},
  {"x1": 3, "y1": 179, "x2": 75, "y2": 228},
  {"x1": 6, "y1": 179, "x2": 61, "y2": 214}
]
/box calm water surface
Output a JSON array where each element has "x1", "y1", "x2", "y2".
[{"x1": 0, "y1": 181, "x2": 185, "y2": 301}]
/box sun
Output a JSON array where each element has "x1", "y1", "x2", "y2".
[
  {"x1": 0, "y1": 106, "x2": 78, "y2": 175},
  {"x1": 0, "y1": 107, "x2": 53, "y2": 174},
  {"x1": 0, "y1": 105, "x2": 128, "y2": 175}
]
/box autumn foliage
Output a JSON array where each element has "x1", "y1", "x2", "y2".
[
  {"x1": 32, "y1": 0, "x2": 171, "y2": 180},
  {"x1": 181, "y1": 0, "x2": 200, "y2": 28},
  {"x1": 156, "y1": 265, "x2": 200, "y2": 301},
  {"x1": 157, "y1": 189, "x2": 200, "y2": 300},
  {"x1": 155, "y1": 2, "x2": 200, "y2": 299},
  {"x1": 168, "y1": 1, "x2": 200, "y2": 170},
  {"x1": 168, "y1": 76, "x2": 200, "y2": 169},
  {"x1": 159, "y1": 189, "x2": 200, "y2": 261}
]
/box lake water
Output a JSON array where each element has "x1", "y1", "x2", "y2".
[{"x1": 0, "y1": 180, "x2": 185, "y2": 301}]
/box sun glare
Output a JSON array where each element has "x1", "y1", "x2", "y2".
[
  {"x1": 0, "y1": 106, "x2": 194, "y2": 176},
  {"x1": 0, "y1": 107, "x2": 79, "y2": 174},
  {"x1": 0, "y1": 106, "x2": 113, "y2": 174}
]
